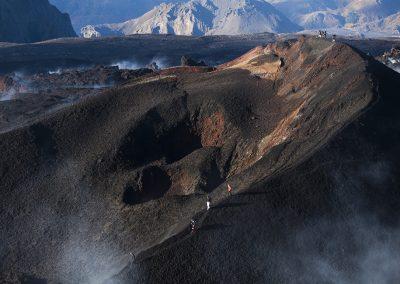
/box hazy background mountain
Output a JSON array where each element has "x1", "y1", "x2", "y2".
[
  {"x1": 88, "y1": 0, "x2": 300, "y2": 37},
  {"x1": 0, "y1": 0, "x2": 76, "y2": 43},
  {"x1": 269, "y1": 0, "x2": 400, "y2": 35},
  {"x1": 50, "y1": 0, "x2": 400, "y2": 37}
]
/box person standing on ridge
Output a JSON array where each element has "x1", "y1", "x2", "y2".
[
  {"x1": 227, "y1": 183, "x2": 233, "y2": 196},
  {"x1": 206, "y1": 196, "x2": 211, "y2": 211},
  {"x1": 190, "y1": 219, "x2": 196, "y2": 233},
  {"x1": 129, "y1": 252, "x2": 136, "y2": 267}
]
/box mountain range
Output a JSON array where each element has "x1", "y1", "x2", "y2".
[
  {"x1": 0, "y1": 1, "x2": 399, "y2": 43},
  {"x1": 86, "y1": 0, "x2": 300, "y2": 37},
  {"x1": 270, "y1": 0, "x2": 400, "y2": 35},
  {"x1": 49, "y1": 0, "x2": 400, "y2": 37}
]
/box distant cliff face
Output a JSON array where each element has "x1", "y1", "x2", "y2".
[{"x1": 0, "y1": 0, "x2": 76, "y2": 43}]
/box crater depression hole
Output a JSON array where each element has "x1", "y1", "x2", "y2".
[
  {"x1": 117, "y1": 113, "x2": 202, "y2": 168},
  {"x1": 123, "y1": 166, "x2": 172, "y2": 205}
]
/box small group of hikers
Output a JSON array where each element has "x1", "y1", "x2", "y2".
[
  {"x1": 190, "y1": 183, "x2": 233, "y2": 233},
  {"x1": 318, "y1": 30, "x2": 328, "y2": 38},
  {"x1": 317, "y1": 30, "x2": 337, "y2": 42}
]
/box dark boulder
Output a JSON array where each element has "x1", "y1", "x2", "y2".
[{"x1": 181, "y1": 55, "x2": 207, "y2": 67}]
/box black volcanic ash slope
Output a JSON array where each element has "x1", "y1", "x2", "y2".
[
  {"x1": 0, "y1": 0, "x2": 76, "y2": 43},
  {"x1": 1, "y1": 37, "x2": 400, "y2": 283},
  {"x1": 123, "y1": 48, "x2": 400, "y2": 283}
]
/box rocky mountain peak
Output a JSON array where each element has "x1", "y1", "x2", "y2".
[{"x1": 81, "y1": 0, "x2": 301, "y2": 37}]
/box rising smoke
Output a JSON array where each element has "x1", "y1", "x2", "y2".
[
  {"x1": 112, "y1": 56, "x2": 169, "y2": 70},
  {"x1": 139, "y1": 159, "x2": 400, "y2": 284},
  {"x1": 0, "y1": 72, "x2": 31, "y2": 101},
  {"x1": 271, "y1": 161, "x2": 400, "y2": 284},
  {"x1": 278, "y1": 214, "x2": 400, "y2": 284},
  {"x1": 51, "y1": 159, "x2": 135, "y2": 284},
  {"x1": 0, "y1": 88, "x2": 16, "y2": 101},
  {"x1": 0, "y1": 157, "x2": 137, "y2": 283},
  {"x1": 1, "y1": 57, "x2": 172, "y2": 102},
  {"x1": 112, "y1": 60, "x2": 141, "y2": 70}
]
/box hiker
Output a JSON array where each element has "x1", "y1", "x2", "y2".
[
  {"x1": 332, "y1": 34, "x2": 337, "y2": 42},
  {"x1": 206, "y1": 196, "x2": 211, "y2": 211},
  {"x1": 129, "y1": 252, "x2": 136, "y2": 266},
  {"x1": 227, "y1": 183, "x2": 233, "y2": 195},
  {"x1": 190, "y1": 219, "x2": 196, "y2": 232}
]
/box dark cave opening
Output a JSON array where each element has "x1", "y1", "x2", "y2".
[
  {"x1": 200, "y1": 160, "x2": 224, "y2": 193},
  {"x1": 162, "y1": 122, "x2": 202, "y2": 163},
  {"x1": 117, "y1": 114, "x2": 202, "y2": 169}
]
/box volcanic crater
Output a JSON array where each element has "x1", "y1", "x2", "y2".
[{"x1": 1, "y1": 36, "x2": 400, "y2": 283}]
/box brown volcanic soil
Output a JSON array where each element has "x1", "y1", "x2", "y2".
[{"x1": 1, "y1": 36, "x2": 400, "y2": 283}]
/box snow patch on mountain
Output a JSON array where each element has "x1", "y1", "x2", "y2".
[{"x1": 80, "y1": 26, "x2": 101, "y2": 39}]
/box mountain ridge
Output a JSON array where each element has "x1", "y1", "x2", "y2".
[
  {"x1": 50, "y1": 0, "x2": 400, "y2": 37},
  {"x1": 81, "y1": 0, "x2": 301, "y2": 37},
  {"x1": 269, "y1": 0, "x2": 400, "y2": 35}
]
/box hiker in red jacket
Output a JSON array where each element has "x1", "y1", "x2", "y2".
[{"x1": 227, "y1": 183, "x2": 233, "y2": 196}]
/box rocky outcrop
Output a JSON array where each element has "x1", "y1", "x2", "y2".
[
  {"x1": 381, "y1": 45, "x2": 400, "y2": 72},
  {"x1": 0, "y1": 0, "x2": 76, "y2": 43},
  {"x1": 181, "y1": 56, "x2": 207, "y2": 67}
]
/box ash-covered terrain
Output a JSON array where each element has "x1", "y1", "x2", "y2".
[
  {"x1": 0, "y1": 32, "x2": 398, "y2": 76},
  {"x1": 0, "y1": 33, "x2": 276, "y2": 75},
  {"x1": 1, "y1": 35, "x2": 400, "y2": 284}
]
